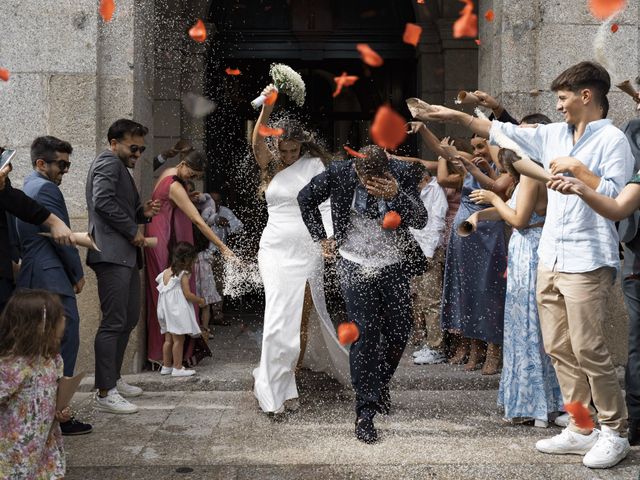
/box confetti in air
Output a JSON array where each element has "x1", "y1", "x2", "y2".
[
  {"x1": 402, "y1": 23, "x2": 423, "y2": 47},
  {"x1": 356, "y1": 44, "x2": 384, "y2": 67},
  {"x1": 333, "y1": 72, "x2": 359, "y2": 98},
  {"x1": 484, "y1": 9, "x2": 495, "y2": 21},
  {"x1": 337, "y1": 322, "x2": 360, "y2": 345},
  {"x1": 225, "y1": 67, "x2": 241, "y2": 76},
  {"x1": 588, "y1": 0, "x2": 626, "y2": 20},
  {"x1": 98, "y1": 0, "x2": 115, "y2": 22},
  {"x1": 189, "y1": 19, "x2": 207, "y2": 43},
  {"x1": 257, "y1": 125, "x2": 284, "y2": 137},
  {"x1": 611, "y1": 23, "x2": 619, "y2": 32},
  {"x1": 343, "y1": 145, "x2": 366, "y2": 158},
  {"x1": 382, "y1": 211, "x2": 402, "y2": 230},
  {"x1": 0, "y1": 68, "x2": 9, "y2": 82},
  {"x1": 370, "y1": 105, "x2": 407, "y2": 150},
  {"x1": 453, "y1": 0, "x2": 478, "y2": 39},
  {"x1": 564, "y1": 402, "x2": 595, "y2": 430},
  {"x1": 222, "y1": 260, "x2": 263, "y2": 298}
]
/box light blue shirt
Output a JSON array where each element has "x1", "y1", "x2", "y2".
[{"x1": 489, "y1": 119, "x2": 634, "y2": 273}]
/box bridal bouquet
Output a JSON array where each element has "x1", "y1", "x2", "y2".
[{"x1": 251, "y1": 63, "x2": 306, "y2": 109}]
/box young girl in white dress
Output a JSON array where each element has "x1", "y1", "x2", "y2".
[{"x1": 156, "y1": 241, "x2": 205, "y2": 377}]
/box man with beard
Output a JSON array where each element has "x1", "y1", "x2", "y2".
[
  {"x1": 15, "y1": 136, "x2": 93, "y2": 435},
  {"x1": 87, "y1": 119, "x2": 160, "y2": 414}
]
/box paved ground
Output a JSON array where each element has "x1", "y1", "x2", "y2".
[{"x1": 66, "y1": 314, "x2": 639, "y2": 480}]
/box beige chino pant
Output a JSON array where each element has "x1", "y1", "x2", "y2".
[
  {"x1": 411, "y1": 248, "x2": 445, "y2": 350},
  {"x1": 536, "y1": 264, "x2": 627, "y2": 434}
]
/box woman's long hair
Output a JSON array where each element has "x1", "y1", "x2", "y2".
[
  {"x1": 498, "y1": 148, "x2": 521, "y2": 198},
  {"x1": 259, "y1": 119, "x2": 331, "y2": 195},
  {"x1": 0, "y1": 289, "x2": 65, "y2": 359}
]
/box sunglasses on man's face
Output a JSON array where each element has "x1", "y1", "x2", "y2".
[
  {"x1": 117, "y1": 140, "x2": 146, "y2": 154},
  {"x1": 45, "y1": 159, "x2": 71, "y2": 171}
]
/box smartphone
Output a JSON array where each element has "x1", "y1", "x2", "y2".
[{"x1": 0, "y1": 148, "x2": 16, "y2": 170}]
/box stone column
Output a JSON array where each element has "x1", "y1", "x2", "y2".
[{"x1": 478, "y1": 0, "x2": 640, "y2": 364}]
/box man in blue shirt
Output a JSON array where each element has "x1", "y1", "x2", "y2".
[{"x1": 416, "y1": 61, "x2": 633, "y2": 469}]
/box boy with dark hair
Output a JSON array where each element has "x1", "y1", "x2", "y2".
[{"x1": 414, "y1": 61, "x2": 633, "y2": 469}]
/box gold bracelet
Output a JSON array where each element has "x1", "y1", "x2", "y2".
[{"x1": 466, "y1": 116, "x2": 474, "y2": 128}]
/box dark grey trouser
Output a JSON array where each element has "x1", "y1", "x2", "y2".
[
  {"x1": 623, "y1": 272, "x2": 640, "y2": 419},
  {"x1": 91, "y1": 262, "x2": 141, "y2": 390}
]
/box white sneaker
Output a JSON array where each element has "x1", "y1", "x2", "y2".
[
  {"x1": 171, "y1": 367, "x2": 196, "y2": 377},
  {"x1": 160, "y1": 366, "x2": 173, "y2": 375},
  {"x1": 116, "y1": 379, "x2": 143, "y2": 397},
  {"x1": 536, "y1": 427, "x2": 599, "y2": 455},
  {"x1": 554, "y1": 413, "x2": 570, "y2": 427},
  {"x1": 413, "y1": 349, "x2": 446, "y2": 365},
  {"x1": 94, "y1": 392, "x2": 138, "y2": 414},
  {"x1": 583, "y1": 426, "x2": 630, "y2": 469}
]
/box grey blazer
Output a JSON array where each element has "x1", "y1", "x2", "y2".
[
  {"x1": 86, "y1": 150, "x2": 149, "y2": 268},
  {"x1": 620, "y1": 119, "x2": 640, "y2": 277}
]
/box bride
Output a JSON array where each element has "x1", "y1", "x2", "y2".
[{"x1": 251, "y1": 84, "x2": 349, "y2": 414}]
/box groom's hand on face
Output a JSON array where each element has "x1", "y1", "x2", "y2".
[{"x1": 365, "y1": 172, "x2": 398, "y2": 200}]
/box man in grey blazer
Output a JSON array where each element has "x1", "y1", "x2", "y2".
[
  {"x1": 16, "y1": 135, "x2": 92, "y2": 435},
  {"x1": 87, "y1": 119, "x2": 160, "y2": 414}
]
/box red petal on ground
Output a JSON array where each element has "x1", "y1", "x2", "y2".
[
  {"x1": 0, "y1": 68, "x2": 10, "y2": 82},
  {"x1": 189, "y1": 19, "x2": 207, "y2": 43},
  {"x1": 370, "y1": 105, "x2": 407, "y2": 150},
  {"x1": 564, "y1": 402, "x2": 595, "y2": 430},
  {"x1": 589, "y1": 0, "x2": 626, "y2": 20},
  {"x1": 257, "y1": 125, "x2": 284, "y2": 137},
  {"x1": 356, "y1": 44, "x2": 384, "y2": 67},
  {"x1": 484, "y1": 9, "x2": 495, "y2": 21},
  {"x1": 611, "y1": 23, "x2": 619, "y2": 32},
  {"x1": 264, "y1": 91, "x2": 278, "y2": 105},
  {"x1": 403, "y1": 23, "x2": 423, "y2": 47},
  {"x1": 453, "y1": 0, "x2": 478, "y2": 38},
  {"x1": 337, "y1": 322, "x2": 360, "y2": 345},
  {"x1": 98, "y1": 0, "x2": 115, "y2": 22},
  {"x1": 225, "y1": 67, "x2": 241, "y2": 76},
  {"x1": 382, "y1": 211, "x2": 402, "y2": 230},
  {"x1": 343, "y1": 145, "x2": 367, "y2": 158}
]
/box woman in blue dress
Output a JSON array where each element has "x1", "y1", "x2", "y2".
[
  {"x1": 440, "y1": 137, "x2": 512, "y2": 374},
  {"x1": 468, "y1": 148, "x2": 563, "y2": 426}
]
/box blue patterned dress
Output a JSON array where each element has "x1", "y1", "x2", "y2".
[{"x1": 497, "y1": 184, "x2": 563, "y2": 421}]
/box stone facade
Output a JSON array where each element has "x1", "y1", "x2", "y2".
[{"x1": 0, "y1": 0, "x2": 636, "y2": 373}]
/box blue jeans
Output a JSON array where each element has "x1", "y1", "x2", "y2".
[{"x1": 337, "y1": 259, "x2": 412, "y2": 419}]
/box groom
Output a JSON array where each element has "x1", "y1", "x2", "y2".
[{"x1": 298, "y1": 145, "x2": 428, "y2": 443}]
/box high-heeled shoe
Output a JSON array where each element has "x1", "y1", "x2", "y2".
[
  {"x1": 481, "y1": 343, "x2": 501, "y2": 375},
  {"x1": 449, "y1": 337, "x2": 470, "y2": 365},
  {"x1": 464, "y1": 339, "x2": 486, "y2": 371}
]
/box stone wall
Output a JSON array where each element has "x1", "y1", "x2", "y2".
[{"x1": 478, "y1": 0, "x2": 640, "y2": 364}]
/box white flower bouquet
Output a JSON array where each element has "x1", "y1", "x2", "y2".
[{"x1": 251, "y1": 63, "x2": 306, "y2": 109}]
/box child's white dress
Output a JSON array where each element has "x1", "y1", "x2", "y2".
[{"x1": 156, "y1": 270, "x2": 202, "y2": 336}]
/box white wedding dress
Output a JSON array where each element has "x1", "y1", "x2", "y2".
[{"x1": 253, "y1": 155, "x2": 350, "y2": 413}]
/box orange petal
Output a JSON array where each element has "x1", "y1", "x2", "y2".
[
  {"x1": 264, "y1": 91, "x2": 278, "y2": 106},
  {"x1": 403, "y1": 23, "x2": 423, "y2": 47},
  {"x1": 0, "y1": 68, "x2": 10, "y2": 82},
  {"x1": 225, "y1": 67, "x2": 241, "y2": 76},
  {"x1": 343, "y1": 145, "x2": 367, "y2": 158},
  {"x1": 370, "y1": 105, "x2": 407, "y2": 150},
  {"x1": 484, "y1": 9, "x2": 495, "y2": 21},
  {"x1": 337, "y1": 322, "x2": 360, "y2": 345},
  {"x1": 564, "y1": 402, "x2": 595, "y2": 430},
  {"x1": 257, "y1": 125, "x2": 284, "y2": 137},
  {"x1": 417, "y1": 0, "x2": 425, "y2": 3},
  {"x1": 333, "y1": 72, "x2": 359, "y2": 97},
  {"x1": 356, "y1": 44, "x2": 384, "y2": 68},
  {"x1": 611, "y1": 23, "x2": 619, "y2": 32},
  {"x1": 475, "y1": 39, "x2": 481, "y2": 45},
  {"x1": 589, "y1": 0, "x2": 626, "y2": 20},
  {"x1": 382, "y1": 211, "x2": 402, "y2": 230},
  {"x1": 98, "y1": 0, "x2": 115, "y2": 22},
  {"x1": 189, "y1": 19, "x2": 207, "y2": 43},
  {"x1": 453, "y1": 0, "x2": 478, "y2": 39}
]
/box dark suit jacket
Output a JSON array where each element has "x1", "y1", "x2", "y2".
[
  {"x1": 86, "y1": 150, "x2": 149, "y2": 268},
  {"x1": 16, "y1": 171, "x2": 83, "y2": 297},
  {"x1": 297, "y1": 159, "x2": 428, "y2": 275},
  {"x1": 620, "y1": 119, "x2": 640, "y2": 276},
  {"x1": 0, "y1": 178, "x2": 50, "y2": 281}
]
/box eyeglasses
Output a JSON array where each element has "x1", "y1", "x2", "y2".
[
  {"x1": 117, "y1": 140, "x2": 146, "y2": 154},
  {"x1": 45, "y1": 159, "x2": 71, "y2": 171}
]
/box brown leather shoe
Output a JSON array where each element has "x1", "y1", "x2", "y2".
[
  {"x1": 481, "y1": 343, "x2": 502, "y2": 375},
  {"x1": 464, "y1": 339, "x2": 486, "y2": 371},
  {"x1": 449, "y1": 337, "x2": 470, "y2": 365}
]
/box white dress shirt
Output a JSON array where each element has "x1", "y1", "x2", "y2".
[
  {"x1": 489, "y1": 119, "x2": 634, "y2": 273},
  {"x1": 409, "y1": 177, "x2": 448, "y2": 258}
]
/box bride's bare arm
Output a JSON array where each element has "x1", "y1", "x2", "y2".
[{"x1": 252, "y1": 84, "x2": 277, "y2": 172}]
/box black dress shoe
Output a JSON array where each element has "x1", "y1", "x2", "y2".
[
  {"x1": 60, "y1": 418, "x2": 93, "y2": 436},
  {"x1": 376, "y1": 386, "x2": 391, "y2": 415},
  {"x1": 629, "y1": 418, "x2": 640, "y2": 446},
  {"x1": 355, "y1": 417, "x2": 378, "y2": 444}
]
